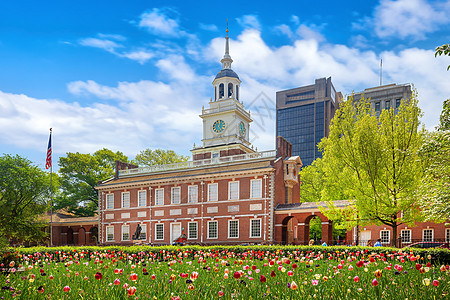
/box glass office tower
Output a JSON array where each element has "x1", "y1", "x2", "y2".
[{"x1": 276, "y1": 77, "x2": 342, "y2": 166}]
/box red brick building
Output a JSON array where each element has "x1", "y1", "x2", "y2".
[{"x1": 94, "y1": 33, "x2": 338, "y2": 246}]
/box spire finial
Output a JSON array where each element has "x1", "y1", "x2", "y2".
[
  {"x1": 226, "y1": 19, "x2": 229, "y2": 37},
  {"x1": 221, "y1": 19, "x2": 232, "y2": 69}
]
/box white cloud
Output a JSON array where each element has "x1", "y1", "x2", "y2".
[
  {"x1": 121, "y1": 50, "x2": 154, "y2": 64},
  {"x1": 274, "y1": 24, "x2": 294, "y2": 39},
  {"x1": 296, "y1": 24, "x2": 325, "y2": 42},
  {"x1": 199, "y1": 23, "x2": 218, "y2": 31},
  {"x1": 79, "y1": 38, "x2": 122, "y2": 53},
  {"x1": 290, "y1": 15, "x2": 300, "y2": 25},
  {"x1": 372, "y1": 0, "x2": 450, "y2": 39},
  {"x1": 97, "y1": 33, "x2": 126, "y2": 41},
  {"x1": 236, "y1": 15, "x2": 261, "y2": 31},
  {"x1": 139, "y1": 8, "x2": 181, "y2": 37}
]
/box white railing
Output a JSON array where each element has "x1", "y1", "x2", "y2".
[
  {"x1": 118, "y1": 150, "x2": 276, "y2": 177},
  {"x1": 202, "y1": 102, "x2": 249, "y2": 116}
]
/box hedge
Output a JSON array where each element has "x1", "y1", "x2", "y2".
[{"x1": 5, "y1": 244, "x2": 450, "y2": 264}]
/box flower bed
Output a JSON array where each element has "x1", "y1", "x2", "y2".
[{"x1": 1, "y1": 246, "x2": 449, "y2": 299}]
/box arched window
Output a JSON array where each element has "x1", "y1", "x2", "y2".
[
  {"x1": 215, "y1": 86, "x2": 217, "y2": 100},
  {"x1": 228, "y1": 83, "x2": 233, "y2": 98},
  {"x1": 236, "y1": 85, "x2": 239, "y2": 100},
  {"x1": 219, "y1": 84, "x2": 224, "y2": 99}
]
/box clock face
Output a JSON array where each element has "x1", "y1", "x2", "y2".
[
  {"x1": 212, "y1": 119, "x2": 226, "y2": 133},
  {"x1": 239, "y1": 122, "x2": 246, "y2": 136}
]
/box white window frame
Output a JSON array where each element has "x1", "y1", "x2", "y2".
[
  {"x1": 155, "y1": 188, "x2": 164, "y2": 206},
  {"x1": 400, "y1": 229, "x2": 411, "y2": 244},
  {"x1": 139, "y1": 224, "x2": 147, "y2": 240},
  {"x1": 250, "y1": 219, "x2": 262, "y2": 238},
  {"x1": 380, "y1": 230, "x2": 390, "y2": 244},
  {"x1": 106, "y1": 226, "x2": 114, "y2": 242},
  {"x1": 138, "y1": 190, "x2": 147, "y2": 207},
  {"x1": 121, "y1": 225, "x2": 130, "y2": 241},
  {"x1": 171, "y1": 187, "x2": 181, "y2": 204},
  {"x1": 188, "y1": 222, "x2": 198, "y2": 240},
  {"x1": 106, "y1": 194, "x2": 114, "y2": 210},
  {"x1": 250, "y1": 179, "x2": 262, "y2": 199},
  {"x1": 228, "y1": 219, "x2": 239, "y2": 239},
  {"x1": 188, "y1": 185, "x2": 198, "y2": 203},
  {"x1": 228, "y1": 181, "x2": 239, "y2": 200},
  {"x1": 207, "y1": 220, "x2": 218, "y2": 239},
  {"x1": 423, "y1": 229, "x2": 434, "y2": 242},
  {"x1": 155, "y1": 223, "x2": 164, "y2": 241},
  {"x1": 121, "y1": 192, "x2": 130, "y2": 208},
  {"x1": 208, "y1": 183, "x2": 218, "y2": 202},
  {"x1": 446, "y1": 228, "x2": 450, "y2": 243}
]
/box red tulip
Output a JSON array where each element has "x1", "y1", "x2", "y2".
[
  {"x1": 260, "y1": 275, "x2": 266, "y2": 283},
  {"x1": 114, "y1": 278, "x2": 120, "y2": 285},
  {"x1": 95, "y1": 272, "x2": 102, "y2": 280},
  {"x1": 234, "y1": 271, "x2": 241, "y2": 279},
  {"x1": 433, "y1": 280, "x2": 439, "y2": 287},
  {"x1": 270, "y1": 270, "x2": 276, "y2": 277},
  {"x1": 63, "y1": 286, "x2": 70, "y2": 292},
  {"x1": 354, "y1": 276, "x2": 359, "y2": 283},
  {"x1": 415, "y1": 263, "x2": 422, "y2": 270},
  {"x1": 127, "y1": 286, "x2": 136, "y2": 296},
  {"x1": 130, "y1": 273, "x2": 137, "y2": 281}
]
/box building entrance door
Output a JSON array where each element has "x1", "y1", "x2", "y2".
[{"x1": 171, "y1": 223, "x2": 181, "y2": 244}]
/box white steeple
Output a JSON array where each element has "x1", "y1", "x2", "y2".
[{"x1": 221, "y1": 22, "x2": 233, "y2": 69}]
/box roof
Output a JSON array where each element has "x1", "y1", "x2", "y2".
[
  {"x1": 215, "y1": 68, "x2": 239, "y2": 80},
  {"x1": 42, "y1": 210, "x2": 98, "y2": 225},
  {"x1": 275, "y1": 200, "x2": 351, "y2": 211}
]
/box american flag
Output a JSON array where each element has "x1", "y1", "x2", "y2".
[{"x1": 45, "y1": 129, "x2": 52, "y2": 170}]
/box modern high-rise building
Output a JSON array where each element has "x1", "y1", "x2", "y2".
[
  {"x1": 276, "y1": 77, "x2": 342, "y2": 166},
  {"x1": 350, "y1": 83, "x2": 412, "y2": 115}
]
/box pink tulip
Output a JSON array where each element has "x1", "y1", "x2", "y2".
[
  {"x1": 354, "y1": 276, "x2": 359, "y2": 283},
  {"x1": 372, "y1": 279, "x2": 379, "y2": 286}
]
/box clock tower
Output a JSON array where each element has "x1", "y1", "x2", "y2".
[{"x1": 192, "y1": 28, "x2": 255, "y2": 160}]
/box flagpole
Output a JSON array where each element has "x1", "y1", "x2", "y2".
[{"x1": 50, "y1": 128, "x2": 53, "y2": 247}]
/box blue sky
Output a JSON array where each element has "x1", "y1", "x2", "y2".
[{"x1": 1, "y1": 0, "x2": 449, "y2": 169}]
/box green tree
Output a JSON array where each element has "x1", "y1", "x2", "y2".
[
  {"x1": 133, "y1": 149, "x2": 189, "y2": 166},
  {"x1": 0, "y1": 154, "x2": 51, "y2": 245},
  {"x1": 419, "y1": 99, "x2": 450, "y2": 221},
  {"x1": 57, "y1": 148, "x2": 128, "y2": 216},
  {"x1": 319, "y1": 94, "x2": 424, "y2": 246},
  {"x1": 435, "y1": 43, "x2": 450, "y2": 71}
]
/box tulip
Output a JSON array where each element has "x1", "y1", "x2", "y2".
[
  {"x1": 114, "y1": 278, "x2": 120, "y2": 285},
  {"x1": 415, "y1": 263, "x2": 422, "y2": 270},
  {"x1": 260, "y1": 275, "x2": 266, "y2": 283},
  {"x1": 422, "y1": 278, "x2": 430, "y2": 286},
  {"x1": 234, "y1": 271, "x2": 241, "y2": 279},
  {"x1": 63, "y1": 286, "x2": 70, "y2": 292},
  {"x1": 287, "y1": 271, "x2": 294, "y2": 276},
  {"x1": 290, "y1": 281, "x2": 298, "y2": 290},
  {"x1": 127, "y1": 286, "x2": 137, "y2": 296},
  {"x1": 311, "y1": 280, "x2": 319, "y2": 286},
  {"x1": 191, "y1": 271, "x2": 199, "y2": 281},
  {"x1": 374, "y1": 269, "x2": 382, "y2": 278},
  {"x1": 270, "y1": 270, "x2": 276, "y2": 277},
  {"x1": 354, "y1": 276, "x2": 359, "y2": 283},
  {"x1": 188, "y1": 284, "x2": 194, "y2": 290},
  {"x1": 151, "y1": 274, "x2": 156, "y2": 280},
  {"x1": 372, "y1": 279, "x2": 379, "y2": 286},
  {"x1": 95, "y1": 272, "x2": 102, "y2": 280},
  {"x1": 218, "y1": 291, "x2": 224, "y2": 297},
  {"x1": 130, "y1": 273, "x2": 137, "y2": 281},
  {"x1": 433, "y1": 280, "x2": 439, "y2": 287}
]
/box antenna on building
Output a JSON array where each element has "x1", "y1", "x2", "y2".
[{"x1": 380, "y1": 58, "x2": 383, "y2": 86}]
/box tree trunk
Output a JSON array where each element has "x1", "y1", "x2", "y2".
[{"x1": 392, "y1": 222, "x2": 397, "y2": 248}]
